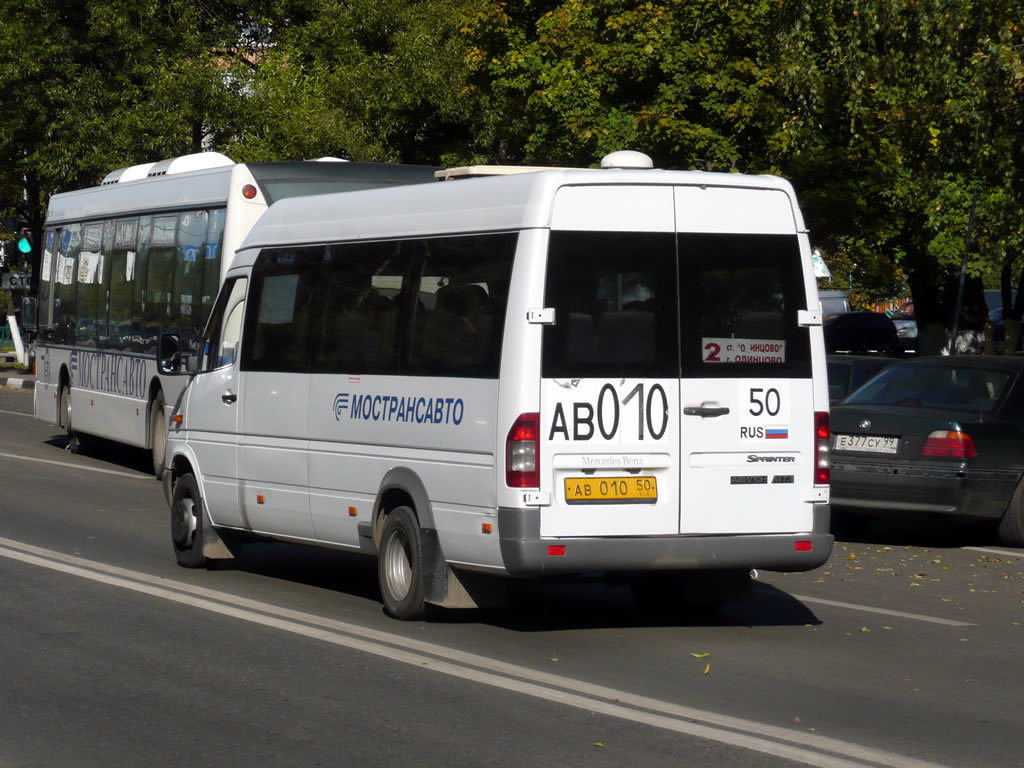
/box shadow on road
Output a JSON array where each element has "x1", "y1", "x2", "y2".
[
  {"x1": 832, "y1": 509, "x2": 1002, "y2": 549},
  {"x1": 207, "y1": 537, "x2": 823, "y2": 631},
  {"x1": 44, "y1": 433, "x2": 154, "y2": 476}
]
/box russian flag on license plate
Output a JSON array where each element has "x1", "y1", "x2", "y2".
[{"x1": 766, "y1": 426, "x2": 788, "y2": 439}]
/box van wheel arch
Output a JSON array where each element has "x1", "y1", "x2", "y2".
[{"x1": 372, "y1": 468, "x2": 435, "y2": 549}]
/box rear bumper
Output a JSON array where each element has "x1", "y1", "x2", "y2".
[
  {"x1": 497, "y1": 505, "x2": 833, "y2": 576},
  {"x1": 831, "y1": 460, "x2": 1018, "y2": 519}
]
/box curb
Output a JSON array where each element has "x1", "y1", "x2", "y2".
[{"x1": 0, "y1": 376, "x2": 33, "y2": 391}]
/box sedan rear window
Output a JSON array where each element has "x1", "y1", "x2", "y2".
[{"x1": 845, "y1": 365, "x2": 1013, "y2": 413}]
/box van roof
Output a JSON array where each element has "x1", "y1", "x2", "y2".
[{"x1": 235, "y1": 167, "x2": 803, "y2": 264}]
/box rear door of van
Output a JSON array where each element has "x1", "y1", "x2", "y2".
[{"x1": 539, "y1": 183, "x2": 818, "y2": 539}]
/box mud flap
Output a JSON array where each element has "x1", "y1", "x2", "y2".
[
  {"x1": 201, "y1": 505, "x2": 235, "y2": 560},
  {"x1": 421, "y1": 528, "x2": 506, "y2": 610}
]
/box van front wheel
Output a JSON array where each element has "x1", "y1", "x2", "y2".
[
  {"x1": 171, "y1": 473, "x2": 206, "y2": 569},
  {"x1": 378, "y1": 506, "x2": 427, "y2": 620}
]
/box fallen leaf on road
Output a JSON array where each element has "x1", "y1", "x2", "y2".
[
  {"x1": 703, "y1": 663, "x2": 710, "y2": 675},
  {"x1": 691, "y1": 652, "x2": 710, "y2": 658}
]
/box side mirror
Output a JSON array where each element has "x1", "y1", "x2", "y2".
[
  {"x1": 21, "y1": 296, "x2": 37, "y2": 330},
  {"x1": 157, "y1": 331, "x2": 199, "y2": 376}
]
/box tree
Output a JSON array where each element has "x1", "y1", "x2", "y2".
[
  {"x1": 771, "y1": 1, "x2": 1024, "y2": 352},
  {"x1": 459, "y1": 0, "x2": 792, "y2": 169},
  {"x1": 0, "y1": 0, "x2": 277, "y2": 289},
  {"x1": 223, "y1": 0, "x2": 478, "y2": 165}
]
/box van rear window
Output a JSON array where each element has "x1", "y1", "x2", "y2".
[{"x1": 542, "y1": 231, "x2": 811, "y2": 379}]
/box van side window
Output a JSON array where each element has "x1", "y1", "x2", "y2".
[
  {"x1": 241, "y1": 247, "x2": 321, "y2": 372},
  {"x1": 542, "y1": 231, "x2": 678, "y2": 379},
  {"x1": 407, "y1": 233, "x2": 516, "y2": 379},
  {"x1": 312, "y1": 240, "x2": 411, "y2": 375}
]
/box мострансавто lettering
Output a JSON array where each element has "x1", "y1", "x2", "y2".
[
  {"x1": 71, "y1": 350, "x2": 148, "y2": 398},
  {"x1": 334, "y1": 392, "x2": 464, "y2": 425}
]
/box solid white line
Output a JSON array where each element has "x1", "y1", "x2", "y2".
[
  {"x1": 0, "y1": 451, "x2": 149, "y2": 480},
  {"x1": 0, "y1": 536, "x2": 947, "y2": 768},
  {"x1": 792, "y1": 595, "x2": 975, "y2": 627},
  {"x1": 962, "y1": 546, "x2": 1023, "y2": 559},
  {"x1": 0, "y1": 408, "x2": 33, "y2": 417}
]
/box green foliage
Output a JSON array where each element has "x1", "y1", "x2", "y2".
[
  {"x1": 0, "y1": 0, "x2": 1020, "y2": 349},
  {"x1": 771, "y1": 1, "x2": 1023, "y2": 333}
]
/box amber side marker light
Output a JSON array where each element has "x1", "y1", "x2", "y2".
[{"x1": 241, "y1": 184, "x2": 258, "y2": 200}]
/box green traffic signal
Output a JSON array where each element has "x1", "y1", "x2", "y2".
[{"x1": 17, "y1": 228, "x2": 31, "y2": 254}]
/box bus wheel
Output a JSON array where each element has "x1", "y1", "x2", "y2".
[
  {"x1": 378, "y1": 506, "x2": 427, "y2": 620},
  {"x1": 60, "y1": 384, "x2": 85, "y2": 454},
  {"x1": 150, "y1": 391, "x2": 167, "y2": 481},
  {"x1": 171, "y1": 473, "x2": 206, "y2": 568}
]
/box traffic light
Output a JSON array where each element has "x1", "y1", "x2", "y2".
[{"x1": 16, "y1": 225, "x2": 31, "y2": 255}]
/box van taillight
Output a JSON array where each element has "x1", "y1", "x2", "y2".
[
  {"x1": 506, "y1": 412, "x2": 540, "y2": 488},
  {"x1": 814, "y1": 411, "x2": 830, "y2": 485},
  {"x1": 922, "y1": 430, "x2": 976, "y2": 459}
]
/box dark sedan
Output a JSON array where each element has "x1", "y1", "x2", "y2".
[
  {"x1": 829, "y1": 355, "x2": 1024, "y2": 545},
  {"x1": 823, "y1": 311, "x2": 900, "y2": 354}
]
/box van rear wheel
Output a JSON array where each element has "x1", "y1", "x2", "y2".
[{"x1": 378, "y1": 506, "x2": 427, "y2": 620}]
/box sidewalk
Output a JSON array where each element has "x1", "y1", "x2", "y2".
[{"x1": 0, "y1": 353, "x2": 34, "y2": 391}]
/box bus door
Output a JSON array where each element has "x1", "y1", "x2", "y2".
[
  {"x1": 674, "y1": 186, "x2": 816, "y2": 535},
  {"x1": 539, "y1": 186, "x2": 680, "y2": 538}
]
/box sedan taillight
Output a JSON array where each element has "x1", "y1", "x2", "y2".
[{"x1": 921, "y1": 430, "x2": 976, "y2": 459}]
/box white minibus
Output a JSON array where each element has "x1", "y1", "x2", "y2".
[{"x1": 160, "y1": 151, "x2": 833, "y2": 619}]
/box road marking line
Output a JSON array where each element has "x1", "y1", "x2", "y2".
[
  {"x1": 792, "y1": 595, "x2": 975, "y2": 627},
  {"x1": 0, "y1": 451, "x2": 149, "y2": 480},
  {"x1": 962, "y1": 546, "x2": 1023, "y2": 559},
  {"x1": 0, "y1": 408, "x2": 33, "y2": 417},
  {"x1": 0, "y1": 536, "x2": 946, "y2": 768}
]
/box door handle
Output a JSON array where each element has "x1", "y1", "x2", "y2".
[
  {"x1": 222, "y1": 391, "x2": 237, "y2": 404},
  {"x1": 683, "y1": 406, "x2": 730, "y2": 417}
]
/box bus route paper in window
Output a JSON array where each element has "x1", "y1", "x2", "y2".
[{"x1": 702, "y1": 338, "x2": 786, "y2": 364}]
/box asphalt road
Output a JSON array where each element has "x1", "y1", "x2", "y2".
[{"x1": 1, "y1": 387, "x2": 1022, "y2": 767}]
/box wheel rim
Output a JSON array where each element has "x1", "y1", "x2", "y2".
[
  {"x1": 171, "y1": 496, "x2": 197, "y2": 548},
  {"x1": 383, "y1": 528, "x2": 412, "y2": 602}
]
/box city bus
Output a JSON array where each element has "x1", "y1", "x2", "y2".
[
  {"x1": 159, "y1": 150, "x2": 833, "y2": 619},
  {"x1": 29, "y1": 153, "x2": 436, "y2": 478}
]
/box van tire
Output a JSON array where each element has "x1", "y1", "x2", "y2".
[
  {"x1": 378, "y1": 506, "x2": 427, "y2": 620},
  {"x1": 171, "y1": 473, "x2": 206, "y2": 569},
  {"x1": 997, "y1": 480, "x2": 1024, "y2": 547},
  {"x1": 150, "y1": 391, "x2": 167, "y2": 481}
]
